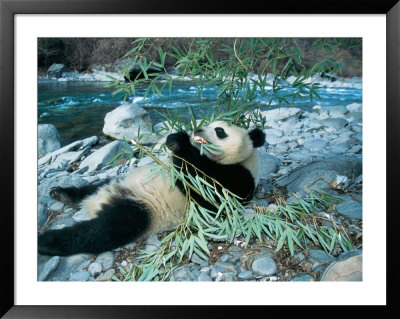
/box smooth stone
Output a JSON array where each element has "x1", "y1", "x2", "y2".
[
  {"x1": 220, "y1": 254, "x2": 229, "y2": 262},
  {"x1": 88, "y1": 262, "x2": 103, "y2": 276},
  {"x1": 38, "y1": 256, "x2": 60, "y2": 281},
  {"x1": 96, "y1": 269, "x2": 116, "y2": 281},
  {"x1": 69, "y1": 271, "x2": 91, "y2": 281},
  {"x1": 308, "y1": 249, "x2": 334, "y2": 263},
  {"x1": 303, "y1": 139, "x2": 327, "y2": 152},
  {"x1": 95, "y1": 251, "x2": 115, "y2": 271},
  {"x1": 197, "y1": 273, "x2": 212, "y2": 282},
  {"x1": 291, "y1": 274, "x2": 314, "y2": 282},
  {"x1": 321, "y1": 118, "x2": 348, "y2": 130},
  {"x1": 38, "y1": 124, "x2": 61, "y2": 156},
  {"x1": 76, "y1": 260, "x2": 91, "y2": 271},
  {"x1": 336, "y1": 200, "x2": 362, "y2": 219},
  {"x1": 49, "y1": 201, "x2": 64, "y2": 211},
  {"x1": 251, "y1": 257, "x2": 277, "y2": 276},
  {"x1": 144, "y1": 234, "x2": 161, "y2": 252},
  {"x1": 321, "y1": 255, "x2": 362, "y2": 281},
  {"x1": 238, "y1": 270, "x2": 253, "y2": 279},
  {"x1": 257, "y1": 151, "x2": 281, "y2": 179}
]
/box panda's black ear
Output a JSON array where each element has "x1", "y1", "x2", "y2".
[{"x1": 249, "y1": 128, "x2": 266, "y2": 148}]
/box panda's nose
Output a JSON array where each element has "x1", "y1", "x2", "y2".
[{"x1": 194, "y1": 129, "x2": 203, "y2": 134}]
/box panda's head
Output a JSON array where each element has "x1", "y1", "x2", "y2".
[{"x1": 190, "y1": 121, "x2": 266, "y2": 165}]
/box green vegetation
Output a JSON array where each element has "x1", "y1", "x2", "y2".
[{"x1": 108, "y1": 38, "x2": 360, "y2": 281}]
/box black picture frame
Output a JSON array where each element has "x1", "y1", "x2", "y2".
[{"x1": 1, "y1": 0, "x2": 399, "y2": 317}]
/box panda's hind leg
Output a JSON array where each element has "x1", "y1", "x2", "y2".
[
  {"x1": 38, "y1": 196, "x2": 151, "y2": 256},
  {"x1": 49, "y1": 181, "x2": 108, "y2": 209}
]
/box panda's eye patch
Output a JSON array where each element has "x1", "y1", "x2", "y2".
[{"x1": 215, "y1": 127, "x2": 228, "y2": 139}]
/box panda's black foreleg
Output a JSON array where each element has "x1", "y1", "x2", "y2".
[
  {"x1": 49, "y1": 180, "x2": 109, "y2": 209},
  {"x1": 38, "y1": 197, "x2": 151, "y2": 256}
]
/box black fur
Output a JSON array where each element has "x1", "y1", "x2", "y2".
[
  {"x1": 249, "y1": 128, "x2": 266, "y2": 148},
  {"x1": 166, "y1": 132, "x2": 256, "y2": 210},
  {"x1": 38, "y1": 197, "x2": 150, "y2": 256}
]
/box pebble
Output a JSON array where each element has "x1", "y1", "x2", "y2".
[
  {"x1": 191, "y1": 253, "x2": 209, "y2": 266},
  {"x1": 220, "y1": 254, "x2": 229, "y2": 262},
  {"x1": 95, "y1": 251, "x2": 114, "y2": 270},
  {"x1": 238, "y1": 270, "x2": 253, "y2": 279},
  {"x1": 121, "y1": 260, "x2": 128, "y2": 267},
  {"x1": 144, "y1": 234, "x2": 161, "y2": 252},
  {"x1": 69, "y1": 271, "x2": 91, "y2": 281},
  {"x1": 96, "y1": 269, "x2": 116, "y2": 281},
  {"x1": 291, "y1": 274, "x2": 314, "y2": 282},
  {"x1": 49, "y1": 201, "x2": 65, "y2": 211},
  {"x1": 88, "y1": 262, "x2": 103, "y2": 276},
  {"x1": 308, "y1": 249, "x2": 334, "y2": 263},
  {"x1": 38, "y1": 256, "x2": 60, "y2": 281},
  {"x1": 76, "y1": 260, "x2": 91, "y2": 271},
  {"x1": 197, "y1": 273, "x2": 212, "y2": 281},
  {"x1": 336, "y1": 200, "x2": 362, "y2": 219},
  {"x1": 321, "y1": 255, "x2": 362, "y2": 281},
  {"x1": 251, "y1": 257, "x2": 277, "y2": 276}
]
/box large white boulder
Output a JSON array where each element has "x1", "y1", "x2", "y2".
[
  {"x1": 38, "y1": 124, "x2": 61, "y2": 156},
  {"x1": 103, "y1": 103, "x2": 156, "y2": 144}
]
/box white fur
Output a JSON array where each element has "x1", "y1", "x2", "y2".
[{"x1": 81, "y1": 121, "x2": 260, "y2": 235}]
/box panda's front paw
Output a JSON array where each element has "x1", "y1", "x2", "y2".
[{"x1": 166, "y1": 131, "x2": 190, "y2": 153}]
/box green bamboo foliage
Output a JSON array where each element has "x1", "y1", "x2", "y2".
[{"x1": 112, "y1": 139, "x2": 353, "y2": 282}]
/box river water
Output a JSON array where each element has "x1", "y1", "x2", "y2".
[{"x1": 38, "y1": 79, "x2": 362, "y2": 146}]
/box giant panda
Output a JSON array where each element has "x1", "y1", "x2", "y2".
[{"x1": 38, "y1": 121, "x2": 266, "y2": 256}]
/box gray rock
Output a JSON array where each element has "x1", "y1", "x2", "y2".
[
  {"x1": 336, "y1": 249, "x2": 362, "y2": 261},
  {"x1": 197, "y1": 273, "x2": 212, "y2": 281},
  {"x1": 291, "y1": 274, "x2": 314, "y2": 282},
  {"x1": 336, "y1": 200, "x2": 362, "y2": 219},
  {"x1": 257, "y1": 151, "x2": 281, "y2": 179},
  {"x1": 95, "y1": 251, "x2": 115, "y2": 270},
  {"x1": 308, "y1": 249, "x2": 334, "y2": 263},
  {"x1": 329, "y1": 142, "x2": 350, "y2": 154},
  {"x1": 103, "y1": 103, "x2": 156, "y2": 144},
  {"x1": 69, "y1": 271, "x2": 91, "y2": 281},
  {"x1": 275, "y1": 142, "x2": 289, "y2": 153},
  {"x1": 347, "y1": 112, "x2": 362, "y2": 122},
  {"x1": 276, "y1": 155, "x2": 362, "y2": 193},
  {"x1": 304, "y1": 139, "x2": 327, "y2": 152},
  {"x1": 173, "y1": 266, "x2": 194, "y2": 281},
  {"x1": 49, "y1": 201, "x2": 64, "y2": 211},
  {"x1": 96, "y1": 269, "x2": 115, "y2": 281},
  {"x1": 38, "y1": 124, "x2": 61, "y2": 156},
  {"x1": 72, "y1": 209, "x2": 91, "y2": 222},
  {"x1": 38, "y1": 140, "x2": 86, "y2": 166},
  {"x1": 321, "y1": 255, "x2": 362, "y2": 281},
  {"x1": 262, "y1": 107, "x2": 302, "y2": 122},
  {"x1": 251, "y1": 257, "x2": 277, "y2": 276},
  {"x1": 79, "y1": 140, "x2": 125, "y2": 173},
  {"x1": 289, "y1": 150, "x2": 313, "y2": 163},
  {"x1": 325, "y1": 105, "x2": 349, "y2": 118},
  {"x1": 65, "y1": 254, "x2": 93, "y2": 268},
  {"x1": 346, "y1": 103, "x2": 362, "y2": 112},
  {"x1": 215, "y1": 262, "x2": 236, "y2": 273},
  {"x1": 220, "y1": 254, "x2": 229, "y2": 262},
  {"x1": 191, "y1": 253, "x2": 209, "y2": 266},
  {"x1": 38, "y1": 204, "x2": 48, "y2": 229},
  {"x1": 265, "y1": 128, "x2": 283, "y2": 138},
  {"x1": 38, "y1": 256, "x2": 60, "y2": 281},
  {"x1": 265, "y1": 134, "x2": 280, "y2": 145},
  {"x1": 88, "y1": 262, "x2": 103, "y2": 276},
  {"x1": 80, "y1": 136, "x2": 98, "y2": 149},
  {"x1": 76, "y1": 260, "x2": 91, "y2": 271},
  {"x1": 321, "y1": 118, "x2": 348, "y2": 130},
  {"x1": 238, "y1": 270, "x2": 253, "y2": 279},
  {"x1": 144, "y1": 234, "x2": 161, "y2": 252},
  {"x1": 48, "y1": 63, "x2": 66, "y2": 78}
]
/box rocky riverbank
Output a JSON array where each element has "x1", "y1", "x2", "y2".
[{"x1": 37, "y1": 103, "x2": 362, "y2": 282}]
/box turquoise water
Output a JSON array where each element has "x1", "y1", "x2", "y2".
[{"x1": 38, "y1": 80, "x2": 362, "y2": 146}]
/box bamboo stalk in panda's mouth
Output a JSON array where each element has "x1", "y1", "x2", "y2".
[{"x1": 193, "y1": 135, "x2": 208, "y2": 144}]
